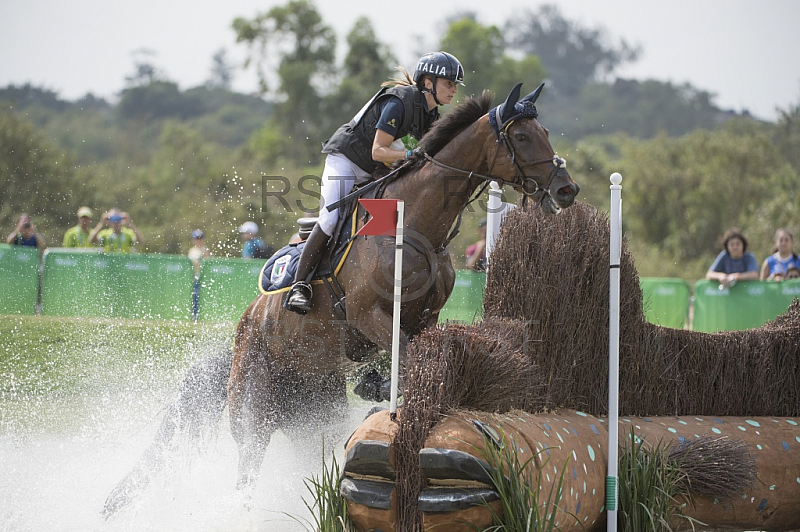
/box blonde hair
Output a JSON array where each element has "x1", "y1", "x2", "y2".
[{"x1": 381, "y1": 66, "x2": 415, "y2": 88}]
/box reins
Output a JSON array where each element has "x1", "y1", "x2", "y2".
[
  {"x1": 422, "y1": 150, "x2": 564, "y2": 197},
  {"x1": 421, "y1": 137, "x2": 567, "y2": 252}
]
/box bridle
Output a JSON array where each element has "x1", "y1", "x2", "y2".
[
  {"x1": 421, "y1": 116, "x2": 568, "y2": 203},
  {"x1": 420, "y1": 114, "x2": 568, "y2": 253}
]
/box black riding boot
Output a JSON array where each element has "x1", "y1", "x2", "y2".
[{"x1": 285, "y1": 224, "x2": 330, "y2": 314}]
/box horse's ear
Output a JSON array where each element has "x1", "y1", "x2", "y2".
[
  {"x1": 498, "y1": 82, "x2": 523, "y2": 123},
  {"x1": 520, "y1": 82, "x2": 545, "y2": 105}
]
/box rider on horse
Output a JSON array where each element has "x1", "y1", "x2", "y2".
[{"x1": 285, "y1": 51, "x2": 466, "y2": 314}]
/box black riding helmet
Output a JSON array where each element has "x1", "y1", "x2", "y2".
[{"x1": 413, "y1": 51, "x2": 465, "y2": 105}]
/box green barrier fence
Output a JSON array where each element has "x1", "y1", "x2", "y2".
[
  {"x1": 692, "y1": 279, "x2": 800, "y2": 332},
  {"x1": 640, "y1": 277, "x2": 691, "y2": 329},
  {"x1": 24, "y1": 253, "x2": 800, "y2": 332},
  {"x1": 41, "y1": 249, "x2": 194, "y2": 320},
  {"x1": 438, "y1": 270, "x2": 486, "y2": 324},
  {"x1": 197, "y1": 258, "x2": 266, "y2": 322},
  {"x1": 0, "y1": 244, "x2": 40, "y2": 315}
]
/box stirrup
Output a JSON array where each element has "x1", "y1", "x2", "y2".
[{"x1": 285, "y1": 282, "x2": 313, "y2": 314}]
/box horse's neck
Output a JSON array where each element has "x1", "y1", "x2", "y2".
[{"x1": 391, "y1": 121, "x2": 490, "y2": 247}]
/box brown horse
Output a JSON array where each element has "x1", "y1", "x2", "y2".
[{"x1": 227, "y1": 83, "x2": 580, "y2": 487}]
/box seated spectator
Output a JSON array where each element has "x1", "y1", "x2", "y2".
[
  {"x1": 760, "y1": 228, "x2": 799, "y2": 281},
  {"x1": 705, "y1": 228, "x2": 758, "y2": 288},
  {"x1": 786, "y1": 266, "x2": 800, "y2": 280},
  {"x1": 6, "y1": 213, "x2": 46, "y2": 250},
  {"x1": 465, "y1": 219, "x2": 487, "y2": 271},
  {"x1": 90, "y1": 209, "x2": 145, "y2": 253},
  {"x1": 239, "y1": 221, "x2": 273, "y2": 259},
  {"x1": 62, "y1": 206, "x2": 95, "y2": 248}
]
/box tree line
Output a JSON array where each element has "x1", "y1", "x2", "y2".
[{"x1": 1, "y1": 0, "x2": 796, "y2": 281}]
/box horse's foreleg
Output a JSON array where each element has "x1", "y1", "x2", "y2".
[
  {"x1": 228, "y1": 343, "x2": 276, "y2": 490},
  {"x1": 353, "y1": 307, "x2": 410, "y2": 402}
]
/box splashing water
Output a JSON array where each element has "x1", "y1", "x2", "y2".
[{"x1": 0, "y1": 317, "x2": 375, "y2": 531}]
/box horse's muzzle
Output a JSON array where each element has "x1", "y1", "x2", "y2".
[{"x1": 550, "y1": 170, "x2": 579, "y2": 210}]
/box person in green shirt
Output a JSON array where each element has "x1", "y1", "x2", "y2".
[
  {"x1": 90, "y1": 209, "x2": 145, "y2": 253},
  {"x1": 62, "y1": 206, "x2": 95, "y2": 248}
]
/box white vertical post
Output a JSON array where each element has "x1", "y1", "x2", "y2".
[
  {"x1": 607, "y1": 172, "x2": 622, "y2": 531},
  {"x1": 389, "y1": 201, "x2": 404, "y2": 419},
  {"x1": 486, "y1": 181, "x2": 515, "y2": 266}
]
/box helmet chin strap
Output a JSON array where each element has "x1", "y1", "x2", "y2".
[{"x1": 422, "y1": 79, "x2": 443, "y2": 106}]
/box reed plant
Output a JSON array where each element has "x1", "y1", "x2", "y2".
[
  {"x1": 289, "y1": 444, "x2": 353, "y2": 532},
  {"x1": 617, "y1": 429, "x2": 698, "y2": 532},
  {"x1": 474, "y1": 429, "x2": 572, "y2": 532}
]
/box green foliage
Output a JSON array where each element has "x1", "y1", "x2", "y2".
[
  {"x1": 440, "y1": 16, "x2": 547, "y2": 103},
  {"x1": 0, "y1": 111, "x2": 77, "y2": 231},
  {"x1": 233, "y1": 0, "x2": 336, "y2": 164},
  {"x1": 618, "y1": 430, "x2": 696, "y2": 532},
  {"x1": 117, "y1": 80, "x2": 204, "y2": 120},
  {"x1": 1, "y1": 1, "x2": 797, "y2": 283},
  {"x1": 775, "y1": 100, "x2": 800, "y2": 173},
  {"x1": 0, "y1": 83, "x2": 73, "y2": 112},
  {"x1": 441, "y1": 17, "x2": 505, "y2": 98},
  {"x1": 322, "y1": 17, "x2": 396, "y2": 130},
  {"x1": 614, "y1": 120, "x2": 797, "y2": 277},
  {"x1": 289, "y1": 445, "x2": 353, "y2": 532},
  {"x1": 474, "y1": 430, "x2": 571, "y2": 532}
]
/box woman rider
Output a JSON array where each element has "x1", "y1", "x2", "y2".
[{"x1": 285, "y1": 51, "x2": 465, "y2": 313}]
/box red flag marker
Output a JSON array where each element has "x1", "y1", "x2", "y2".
[{"x1": 356, "y1": 199, "x2": 399, "y2": 236}]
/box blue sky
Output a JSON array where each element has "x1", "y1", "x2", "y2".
[{"x1": 2, "y1": 0, "x2": 799, "y2": 121}]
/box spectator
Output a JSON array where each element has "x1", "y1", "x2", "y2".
[
  {"x1": 90, "y1": 209, "x2": 145, "y2": 253},
  {"x1": 760, "y1": 228, "x2": 799, "y2": 281},
  {"x1": 786, "y1": 266, "x2": 800, "y2": 280},
  {"x1": 239, "y1": 221, "x2": 273, "y2": 259},
  {"x1": 62, "y1": 206, "x2": 95, "y2": 248},
  {"x1": 705, "y1": 228, "x2": 758, "y2": 288},
  {"x1": 466, "y1": 219, "x2": 487, "y2": 271},
  {"x1": 188, "y1": 229, "x2": 211, "y2": 319},
  {"x1": 6, "y1": 213, "x2": 46, "y2": 250}
]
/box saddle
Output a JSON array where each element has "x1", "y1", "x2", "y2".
[
  {"x1": 259, "y1": 174, "x2": 400, "y2": 319},
  {"x1": 259, "y1": 209, "x2": 357, "y2": 295}
]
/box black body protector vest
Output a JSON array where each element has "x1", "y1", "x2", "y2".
[{"x1": 322, "y1": 85, "x2": 438, "y2": 175}]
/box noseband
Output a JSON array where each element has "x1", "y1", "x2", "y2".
[{"x1": 492, "y1": 122, "x2": 567, "y2": 200}]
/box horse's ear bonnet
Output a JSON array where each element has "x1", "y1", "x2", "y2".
[{"x1": 489, "y1": 82, "x2": 545, "y2": 138}]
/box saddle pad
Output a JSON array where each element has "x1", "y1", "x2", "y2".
[
  {"x1": 259, "y1": 209, "x2": 358, "y2": 295},
  {"x1": 259, "y1": 243, "x2": 302, "y2": 292}
]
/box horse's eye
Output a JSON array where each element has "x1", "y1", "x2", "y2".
[{"x1": 514, "y1": 132, "x2": 528, "y2": 142}]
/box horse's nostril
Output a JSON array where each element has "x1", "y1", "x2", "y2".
[{"x1": 558, "y1": 185, "x2": 575, "y2": 196}]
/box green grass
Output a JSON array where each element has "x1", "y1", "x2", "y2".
[
  {"x1": 0, "y1": 315, "x2": 233, "y2": 433},
  {"x1": 474, "y1": 429, "x2": 572, "y2": 532},
  {"x1": 288, "y1": 443, "x2": 354, "y2": 532},
  {"x1": 617, "y1": 429, "x2": 698, "y2": 532}
]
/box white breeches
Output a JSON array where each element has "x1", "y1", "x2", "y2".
[{"x1": 317, "y1": 153, "x2": 371, "y2": 235}]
